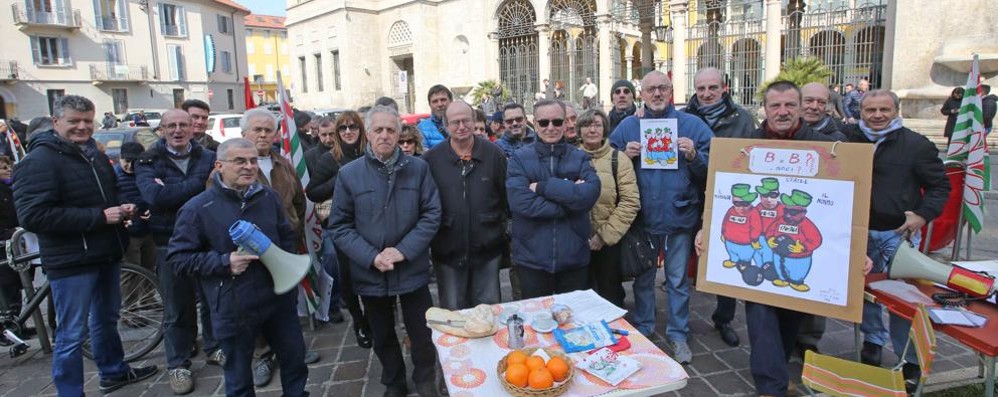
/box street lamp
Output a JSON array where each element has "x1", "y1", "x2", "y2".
[{"x1": 654, "y1": 24, "x2": 672, "y2": 42}]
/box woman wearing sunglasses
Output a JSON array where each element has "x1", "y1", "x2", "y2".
[
  {"x1": 304, "y1": 110, "x2": 373, "y2": 349},
  {"x1": 398, "y1": 124, "x2": 425, "y2": 157}
]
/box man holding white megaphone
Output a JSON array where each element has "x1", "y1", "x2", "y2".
[{"x1": 167, "y1": 138, "x2": 308, "y2": 397}]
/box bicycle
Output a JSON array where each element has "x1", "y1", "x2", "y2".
[{"x1": 0, "y1": 228, "x2": 165, "y2": 362}]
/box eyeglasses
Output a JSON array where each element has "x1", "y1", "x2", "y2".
[
  {"x1": 447, "y1": 119, "x2": 473, "y2": 127},
  {"x1": 581, "y1": 123, "x2": 604, "y2": 130},
  {"x1": 614, "y1": 88, "x2": 631, "y2": 95},
  {"x1": 337, "y1": 124, "x2": 360, "y2": 132},
  {"x1": 644, "y1": 85, "x2": 672, "y2": 94},
  {"x1": 503, "y1": 116, "x2": 525, "y2": 125},
  {"x1": 399, "y1": 140, "x2": 417, "y2": 145},
  {"x1": 762, "y1": 192, "x2": 780, "y2": 198},
  {"x1": 219, "y1": 157, "x2": 259, "y2": 166},
  {"x1": 161, "y1": 122, "x2": 191, "y2": 130},
  {"x1": 474, "y1": 127, "x2": 487, "y2": 132},
  {"x1": 535, "y1": 119, "x2": 564, "y2": 128},
  {"x1": 732, "y1": 201, "x2": 753, "y2": 207}
]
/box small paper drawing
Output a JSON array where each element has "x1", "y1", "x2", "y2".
[
  {"x1": 640, "y1": 119, "x2": 679, "y2": 169},
  {"x1": 705, "y1": 173, "x2": 852, "y2": 306}
]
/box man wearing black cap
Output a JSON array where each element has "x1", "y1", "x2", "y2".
[{"x1": 608, "y1": 80, "x2": 637, "y2": 132}]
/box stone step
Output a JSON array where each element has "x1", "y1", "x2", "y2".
[{"x1": 905, "y1": 118, "x2": 998, "y2": 151}]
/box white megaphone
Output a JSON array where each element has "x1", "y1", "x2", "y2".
[
  {"x1": 889, "y1": 241, "x2": 997, "y2": 299},
  {"x1": 229, "y1": 220, "x2": 310, "y2": 294}
]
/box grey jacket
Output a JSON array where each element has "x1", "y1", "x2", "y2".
[{"x1": 329, "y1": 148, "x2": 441, "y2": 296}]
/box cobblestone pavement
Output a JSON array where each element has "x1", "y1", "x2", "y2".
[{"x1": 2, "y1": 196, "x2": 996, "y2": 397}]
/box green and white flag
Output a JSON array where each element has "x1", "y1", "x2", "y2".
[{"x1": 945, "y1": 54, "x2": 991, "y2": 233}]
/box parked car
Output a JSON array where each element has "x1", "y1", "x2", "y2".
[
  {"x1": 313, "y1": 108, "x2": 350, "y2": 120},
  {"x1": 206, "y1": 113, "x2": 243, "y2": 143},
  {"x1": 93, "y1": 127, "x2": 159, "y2": 162},
  {"x1": 119, "y1": 110, "x2": 165, "y2": 128},
  {"x1": 401, "y1": 113, "x2": 430, "y2": 126}
]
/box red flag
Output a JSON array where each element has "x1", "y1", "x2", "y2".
[{"x1": 243, "y1": 76, "x2": 257, "y2": 110}]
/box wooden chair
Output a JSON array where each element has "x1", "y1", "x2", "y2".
[{"x1": 800, "y1": 304, "x2": 937, "y2": 396}]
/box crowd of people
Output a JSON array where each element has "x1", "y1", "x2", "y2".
[{"x1": 0, "y1": 63, "x2": 958, "y2": 397}]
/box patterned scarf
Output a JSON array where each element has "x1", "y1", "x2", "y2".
[{"x1": 859, "y1": 117, "x2": 904, "y2": 144}]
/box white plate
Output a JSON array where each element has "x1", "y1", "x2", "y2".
[{"x1": 531, "y1": 318, "x2": 558, "y2": 333}]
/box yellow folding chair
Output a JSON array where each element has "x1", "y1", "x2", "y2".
[{"x1": 800, "y1": 304, "x2": 937, "y2": 397}]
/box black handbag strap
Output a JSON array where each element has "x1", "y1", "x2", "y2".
[{"x1": 611, "y1": 149, "x2": 619, "y2": 206}]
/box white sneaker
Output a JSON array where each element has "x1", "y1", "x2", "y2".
[
  {"x1": 670, "y1": 340, "x2": 693, "y2": 365},
  {"x1": 168, "y1": 368, "x2": 194, "y2": 395}
]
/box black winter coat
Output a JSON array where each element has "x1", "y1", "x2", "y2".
[
  {"x1": 329, "y1": 150, "x2": 442, "y2": 297},
  {"x1": 423, "y1": 137, "x2": 508, "y2": 265},
  {"x1": 941, "y1": 96, "x2": 961, "y2": 138},
  {"x1": 842, "y1": 125, "x2": 950, "y2": 231},
  {"x1": 135, "y1": 139, "x2": 216, "y2": 244},
  {"x1": 983, "y1": 94, "x2": 997, "y2": 130},
  {"x1": 13, "y1": 131, "x2": 127, "y2": 279},
  {"x1": 167, "y1": 177, "x2": 297, "y2": 339},
  {"x1": 114, "y1": 164, "x2": 149, "y2": 237}
]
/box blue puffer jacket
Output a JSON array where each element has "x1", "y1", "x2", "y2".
[
  {"x1": 167, "y1": 174, "x2": 297, "y2": 339},
  {"x1": 329, "y1": 148, "x2": 441, "y2": 297},
  {"x1": 506, "y1": 141, "x2": 600, "y2": 273},
  {"x1": 135, "y1": 139, "x2": 216, "y2": 244},
  {"x1": 609, "y1": 104, "x2": 713, "y2": 235},
  {"x1": 495, "y1": 127, "x2": 537, "y2": 158},
  {"x1": 417, "y1": 115, "x2": 448, "y2": 149},
  {"x1": 13, "y1": 131, "x2": 127, "y2": 279},
  {"x1": 114, "y1": 164, "x2": 149, "y2": 237}
]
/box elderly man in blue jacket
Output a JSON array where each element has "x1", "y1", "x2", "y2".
[
  {"x1": 609, "y1": 70, "x2": 713, "y2": 365},
  {"x1": 167, "y1": 138, "x2": 307, "y2": 397},
  {"x1": 330, "y1": 105, "x2": 442, "y2": 397},
  {"x1": 507, "y1": 99, "x2": 601, "y2": 298}
]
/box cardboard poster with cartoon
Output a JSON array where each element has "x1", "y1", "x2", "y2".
[
  {"x1": 697, "y1": 138, "x2": 873, "y2": 323},
  {"x1": 639, "y1": 118, "x2": 679, "y2": 169}
]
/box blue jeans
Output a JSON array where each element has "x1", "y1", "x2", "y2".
[
  {"x1": 321, "y1": 233, "x2": 342, "y2": 312},
  {"x1": 861, "y1": 229, "x2": 919, "y2": 364},
  {"x1": 50, "y1": 264, "x2": 130, "y2": 397},
  {"x1": 631, "y1": 232, "x2": 692, "y2": 341}
]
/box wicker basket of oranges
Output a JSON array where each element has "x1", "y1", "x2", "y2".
[{"x1": 497, "y1": 347, "x2": 574, "y2": 397}]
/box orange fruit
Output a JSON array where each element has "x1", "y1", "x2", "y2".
[
  {"x1": 505, "y1": 363, "x2": 529, "y2": 388},
  {"x1": 525, "y1": 356, "x2": 545, "y2": 371},
  {"x1": 506, "y1": 351, "x2": 528, "y2": 366},
  {"x1": 528, "y1": 368, "x2": 554, "y2": 389},
  {"x1": 546, "y1": 356, "x2": 570, "y2": 382}
]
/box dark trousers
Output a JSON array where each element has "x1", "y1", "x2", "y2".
[
  {"x1": 362, "y1": 285, "x2": 436, "y2": 391},
  {"x1": 218, "y1": 293, "x2": 307, "y2": 397},
  {"x1": 157, "y1": 246, "x2": 216, "y2": 369},
  {"x1": 588, "y1": 244, "x2": 624, "y2": 308},
  {"x1": 797, "y1": 314, "x2": 826, "y2": 346},
  {"x1": 745, "y1": 301, "x2": 805, "y2": 396},
  {"x1": 337, "y1": 249, "x2": 367, "y2": 330},
  {"x1": 517, "y1": 265, "x2": 588, "y2": 299},
  {"x1": 434, "y1": 255, "x2": 501, "y2": 310},
  {"x1": 712, "y1": 295, "x2": 736, "y2": 326}
]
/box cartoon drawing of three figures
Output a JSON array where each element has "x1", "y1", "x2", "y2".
[
  {"x1": 644, "y1": 127, "x2": 677, "y2": 166},
  {"x1": 719, "y1": 177, "x2": 823, "y2": 292}
]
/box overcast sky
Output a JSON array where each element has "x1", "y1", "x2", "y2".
[{"x1": 239, "y1": 0, "x2": 285, "y2": 16}]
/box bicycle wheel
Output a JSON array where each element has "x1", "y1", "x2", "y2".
[{"x1": 82, "y1": 263, "x2": 164, "y2": 362}]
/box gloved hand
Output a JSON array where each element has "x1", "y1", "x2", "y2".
[
  {"x1": 789, "y1": 241, "x2": 805, "y2": 254},
  {"x1": 751, "y1": 241, "x2": 761, "y2": 250},
  {"x1": 767, "y1": 237, "x2": 777, "y2": 248}
]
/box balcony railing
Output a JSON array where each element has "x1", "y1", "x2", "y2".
[
  {"x1": 0, "y1": 60, "x2": 18, "y2": 81},
  {"x1": 11, "y1": 4, "x2": 82, "y2": 29},
  {"x1": 97, "y1": 16, "x2": 128, "y2": 32},
  {"x1": 90, "y1": 64, "x2": 149, "y2": 83}
]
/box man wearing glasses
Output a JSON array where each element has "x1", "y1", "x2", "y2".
[
  {"x1": 135, "y1": 109, "x2": 218, "y2": 394},
  {"x1": 424, "y1": 101, "x2": 508, "y2": 309},
  {"x1": 167, "y1": 138, "x2": 308, "y2": 397},
  {"x1": 506, "y1": 99, "x2": 600, "y2": 298},
  {"x1": 609, "y1": 71, "x2": 713, "y2": 365},
  {"x1": 494, "y1": 103, "x2": 536, "y2": 158}
]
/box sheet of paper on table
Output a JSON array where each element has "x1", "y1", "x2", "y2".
[
  {"x1": 868, "y1": 279, "x2": 935, "y2": 306},
  {"x1": 927, "y1": 307, "x2": 988, "y2": 327},
  {"x1": 553, "y1": 289, "x2": 628, "y2": 324}
]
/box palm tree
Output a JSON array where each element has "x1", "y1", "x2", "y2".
[
  {"x1": 470, "y1": 80, "x2": 508, "y2": 106},
  {"x1": 756, "y1": 57, "x2": 834, "y2": 100}
]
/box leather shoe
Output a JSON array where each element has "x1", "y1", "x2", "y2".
[
  {"x1": 715, "y1": 323, "x2": 740, "y2": 347},
  {"x1": 382, "y1": 387, "x2": 407, "y2": 397},
  {"x1": 328, "y1": 310, "x2": 345, "y2": 324},
  {"x1": 355, "y1": 325, "x2": 373, "y2": 349},
  {"x1": 860, "y1": 341, "x2": 882, "y2": 366},
  {"x1": 415, "y1": 380, "x2": 439, "y2": 397},
  {"x1": 304, "y1": 351, "x2": 320, "y2": 364}
]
